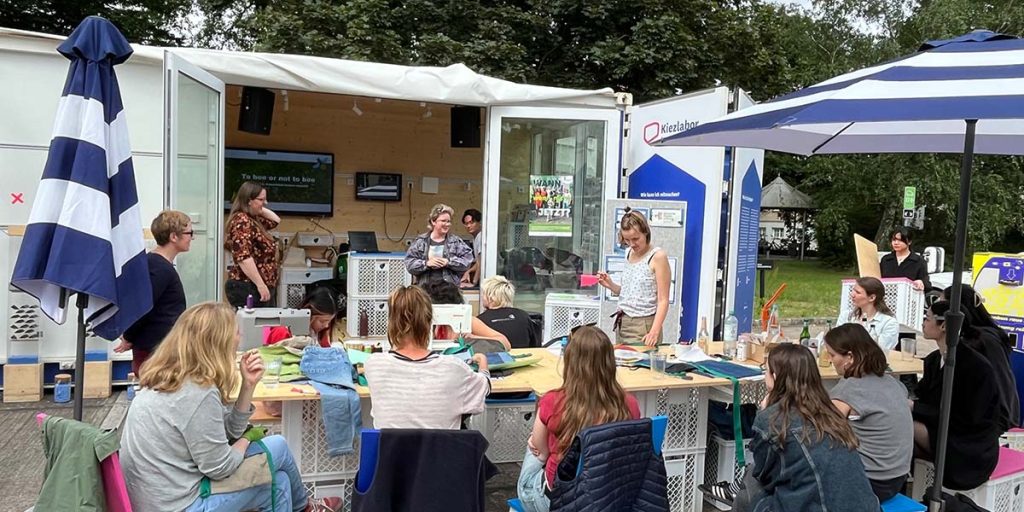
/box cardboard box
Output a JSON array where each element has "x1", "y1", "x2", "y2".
[
  {"x1": 83, "y1": 361, "x2": 111, "y2": 399},
  {"x1": 3, "y1": 363, "x2": 43, "y2": 403}
]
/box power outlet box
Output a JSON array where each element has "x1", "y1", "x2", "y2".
[{"x1": 297, "y1": 233, "x2": 335, "y2": 247}]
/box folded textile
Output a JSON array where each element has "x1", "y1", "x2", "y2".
[{"x1": 258, "y1": 344, "x2": 304, "y2": 382}]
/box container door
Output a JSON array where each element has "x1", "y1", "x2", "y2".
[
  {"x1": 483, "y1": 107, "x2": 622, "y2": 314},
  {"x1": 164, "y1": 52, "x2": 225, "y2": 305}
]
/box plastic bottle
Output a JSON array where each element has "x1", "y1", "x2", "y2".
[
  {"x1": 245, "y1": 293, "x2": 254, "y2": 310},
  {"x1": 818, "y1": 321, "x2": 833, "y2": 367},
  {"x1": 358, "y1": 310, "x2": 369, "y2": 338},
  {"x1": 126, "y1": 372, "x2": 138, "y2": 401},
  {"x1": 724, "y1": 310, "x2": 738, "y2": 358},
  {"x1": 767, "y1": 304, "x2": 782, "y2": 342},
  {"x1": 697, "y1": 316, "x2": 710, "y2": 354},
  {"x1": 736, "y1": 333, "x2": 749, "y2": 362},
  {"x1": 54, "y1": 373, "x2": 71, "y2": 403},
  {"x1": 799, "y1": 319, "x2": 811, "y2": 347}
]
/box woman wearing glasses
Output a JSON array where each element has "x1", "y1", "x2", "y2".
[
  {"x1": 405, "y1": 203, "x2": 474, "y2": 286},
  {"x1": 224, "y1": 181, "x2": 281, "y2": 307},
  {"x1": 596, "y1": 209, "x2": 671, "y2": 347},
  {"x1": 114, "y1": 210, "x2": 192, "y2": 374},
  {"x1": 913, "y1": 300, "x2": 1001, "y2": 490}
]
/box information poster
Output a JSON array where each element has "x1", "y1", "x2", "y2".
[{"x1": 528, "y1": 175, "x2": 574, "y2": 237}]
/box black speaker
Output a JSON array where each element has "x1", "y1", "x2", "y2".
[
  {"x1": 450, "y1": 106, "x2": 481, "y2": 148},
  {"x1": 239, "y1": 87, "x2": 275, "y2": 135}
]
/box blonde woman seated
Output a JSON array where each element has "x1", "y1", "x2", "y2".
[
  {"x1": 365, "y1": 285, "x2": 491, "y2": 429},
  {"x1": 121, "y1": 302, "x2": 340, "y2": 512},
  {"x1": 478, "y1": 275, "x2": 539, "y2": 349}
]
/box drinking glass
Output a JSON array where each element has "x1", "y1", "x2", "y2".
[
  {"x1": 900, "y1": 337, "x2": 916, "y2": 361},
  {"x1": 264, "y1": 357, "x2": 283, "y2": 388},
  {"x1": 651, "y1": 353, "x2": 668, "y2": 379}
]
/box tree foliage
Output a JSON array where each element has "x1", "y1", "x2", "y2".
[{"x1": 0, "y1": 0, "x2": 192, "y2": 45}]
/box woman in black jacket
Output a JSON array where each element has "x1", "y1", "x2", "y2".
[
  {"x1": 879, "y1": 227, "x2": 930, "y2": 291},
  {"x1": 913, "y1": 301, "x2": 1001, "y2": 490}
]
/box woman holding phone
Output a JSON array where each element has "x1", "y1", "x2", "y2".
[{"x1": 596, "y1": 208, "x2": 670, "y2": 347}]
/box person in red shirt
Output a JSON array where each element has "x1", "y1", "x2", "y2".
[
  {"x1": 264, "y1": 287, "x2": 339, "y2": 348},
  {"x1": 516, "y1": 325, "x2": 641, "y2": 511}
]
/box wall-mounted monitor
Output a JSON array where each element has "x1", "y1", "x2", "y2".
[
  {"x1": 355, "y1": 172, "x2": 403, "y2": 202},
  {"x1": 224, "y1": 148, "x2": 334, "y2": 216}
]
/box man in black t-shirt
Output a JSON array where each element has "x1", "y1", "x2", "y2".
[
  {"x1": 114, "y1": 210, "x2": 191, "y2": 374},
  {"x1": 477, "y1": 275, "x2": 539, "y2": 349}
]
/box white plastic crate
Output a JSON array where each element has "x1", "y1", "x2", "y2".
[
  {"x1": 467, "y1": 396, "x2": 537, "y2": 463},
  {"x1": 704, "y1": 435, "x2": 753, "y2": 495},
  {"x1": 284, "y1": 400, "x2": 364, "y2": 481},
  {"x1": 911, "y1": 450, "x2": 1024, "y2": 512},
  {"x1": 1002, "y1": 429, "x2": 1024, "y2": 451},
  {"x1": 279, "y1": 267, "x2": 333, "y2": 308},
  {"x1": 665, "y1": 449, "x2": 706, "y2": 512},
  {"x1": 348, "y1": 253, "x2": 410, "y2": 297},
  {"x1": 839, "y1": 277, "x2": 924, "y2": 331},
  {"x1": 345, "y1": 297, "x2": 390, "y2": 338},
  {"x1": 543, "y1": 293, "x2": 601, "y2": 342}
]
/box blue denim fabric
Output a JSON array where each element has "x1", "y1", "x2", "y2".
[
  {"x1": 516, "y1": 449, "x2": 551, "y2": 512},
  {"x1": 746, "y1": 405, "x2": 880, "y2": 512},
  {"x1": 309, "y1": 381, "x2": 362, "y2": 456},
  {"x1": 185, "y1": 435, "x2": 308, "y2": 512}
]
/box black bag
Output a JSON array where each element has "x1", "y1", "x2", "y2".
[
  {"x1": 922, "y1": 487, "x2": 991, "y2": 512},
  {"x1": 708, "y1": 400, "x2": 757, "y2": 440},
  {"x1": 225, "y1": 279, "x2": 259, "y2": 307}
]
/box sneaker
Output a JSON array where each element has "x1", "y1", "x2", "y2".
[
  {"x1": 306, "y1": 496, "x2": 343, "y2": 512},
  {"x1": 699, "y1": 481, "x2": 736, "y2": 506}
]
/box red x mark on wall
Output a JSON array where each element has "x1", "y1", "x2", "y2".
[{"x1": 10, "y1": 193, "x2": 24, "y2": 204}]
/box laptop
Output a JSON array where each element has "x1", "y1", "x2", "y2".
[{"x1": 348, "y1": 231, "x2": 382, "y2": 253}]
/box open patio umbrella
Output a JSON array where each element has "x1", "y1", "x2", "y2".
[
  {"x1": 10, "y1": 16, "x2": 151, "y2": 421},
  {"x1": 658, "y1": 30, "x2": 1024, "y2": 510}
]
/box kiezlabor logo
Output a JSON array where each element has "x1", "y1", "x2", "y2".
[{"x1": 643, "y1": 122, "x2": 661, "y2": 145}]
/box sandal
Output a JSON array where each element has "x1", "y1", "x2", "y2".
[
  {"x1": 699, "y1": 481, "x2": 737, "y2": 506},
  {"x1": 306, "y1": 496, "x2": 343, "y2": 512}
]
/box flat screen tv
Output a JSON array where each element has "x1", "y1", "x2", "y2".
[
  {"x1": 224, "y1": 148, "x2": 334, "y2": 216},
  {"x1": 355, "y1": 172, "x2": 403, "y2": 202}
]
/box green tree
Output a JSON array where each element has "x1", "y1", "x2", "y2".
[{"x1": 0, "y1": 0, "x2": 193, "y2": 45}]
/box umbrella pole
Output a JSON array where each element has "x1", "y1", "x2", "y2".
[
  {"x1": 926, "y1": 119, "x2": 977, "y2": 512},
  {"x1": 73, "y1": 293, "x2": 89, "y2": 421}
]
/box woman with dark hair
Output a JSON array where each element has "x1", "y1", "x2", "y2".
[
  {"x1": 732, "y1": 343, "x2": 877, "y2": 512},
  {"x1": 942, "y1": 284, "x2": 1019, "y2": 429},
  {"x1": 265, "y1": 286, "x2": 339, "y2": 348},
  {"x1": 879, "y1": 227, "x2": 930, "y2": 291},
  {"x1": 225, "y1": 181, "x2": 281, "y2": 307},
  {"x1": 913, "y1": 300, "x2": 1001, "y2": 490},
  {"x1": 836, "y1": 277, "x2": 900, "y2": 351},
  {"x1": 824, "y1": 324, "x2": 914, "y2": 501},
  {"x1": 420, "y1": 280, "x2": 510, "y2": 349}
]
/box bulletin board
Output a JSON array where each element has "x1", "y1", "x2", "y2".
[{"x1": 599, "y1": 199, "x2": 687, "y2": 343}]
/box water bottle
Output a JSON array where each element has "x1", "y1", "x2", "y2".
[
  {"x1": 54, "y1": 374, "x2": 71, "y2": 403},
  {"x1": 767, "y1": 304, "x2": 783, "y2": 342},
  {"x1": 724, "y1": 310, "x2": 738, "y2": 358},
  {"x1": 126, "y1": 372, "x2": 138, "y2": 402},
  {"x1": 736, "y1": 333, "x2": 749, "y2": 362},
  {"x1": 819, "y1": 320, "x2": 833, "y2": 367},
  {"x1": 358, "y1": 310, "x2": 369, "y2": 338}
]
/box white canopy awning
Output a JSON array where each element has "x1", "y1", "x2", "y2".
[{"x1": 0, "y1": 27, "x2": 620, "y2": 108}]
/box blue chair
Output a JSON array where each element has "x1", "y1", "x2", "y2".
[
  {"x1": 880, "y1": 493, "x2": 926, "y2": 512},
  {"x1": 356, "y1": 429, "x2": 380, "y2": 493},
  {"x1": 507, "y1": 416, "x2": 668, "y2": 511}
]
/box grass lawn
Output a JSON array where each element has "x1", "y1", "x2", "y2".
[{"x1": 757, "y1": 259, "x2": 856, "y2": 320}]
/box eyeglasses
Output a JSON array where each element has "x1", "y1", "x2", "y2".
[
  {"x1": 181, "y1": 230, "x2": 195, "y2": 237},
  {"x1": 570, "y1": 322, "x2": 598, "y2": 335}
]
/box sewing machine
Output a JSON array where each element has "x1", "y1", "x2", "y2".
[
  {"x1": 236, "y1": 308, "x2": 311, "y2": 351},
  {"x1": 430, "y1": 304, "x2": 473, "y2": 351}
]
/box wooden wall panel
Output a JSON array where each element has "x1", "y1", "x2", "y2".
[{"x1": 224, "y1": 87, "x2": 484, "y2": 252}]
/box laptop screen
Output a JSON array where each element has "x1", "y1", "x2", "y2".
[{"x1": 348, "y1": 231, "x2": 380, "y2": 253}]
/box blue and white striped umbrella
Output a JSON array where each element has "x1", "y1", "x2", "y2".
[
  {"x1": 11, "y1": 16, "x2": 152, "y2": 341},
  {"x1": 660, "y1": 30, "x2": 1024, "y2": 510},
  {"x1": 659, "y1": 30, "x2": 1024, "y2": 155}
]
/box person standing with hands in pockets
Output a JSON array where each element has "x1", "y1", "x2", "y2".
[{"x1": 597, "y1": 208, "x2": 671, "y2": 347}]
